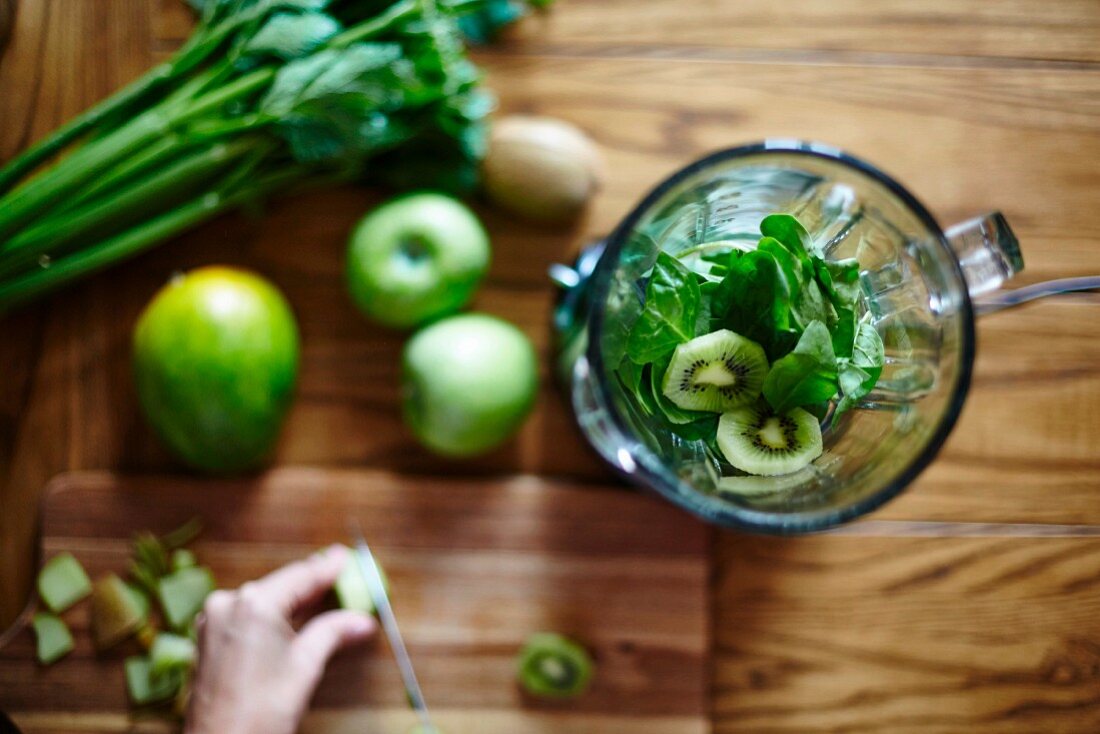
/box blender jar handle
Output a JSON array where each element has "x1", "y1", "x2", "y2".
[
  {"x1": 944, "y1": 212, "x2": 1023, "y2": 298},
  {"x1": 947, "y1": 211, "x2": 1100, "y2": 315}
]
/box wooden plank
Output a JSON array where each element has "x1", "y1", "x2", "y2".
[
  {"x1": 11, "y1": 710, "x2": 704, "y2": 734},
  {"x1": 0, "y1": 469, "x2": 711, "y2": 732},
  {"x1": 0, "y1": 0, "x2": 158, "y2": 634},
  {"x1": 712, "y1": 533, "x2": 1100, "y2": 733},
  {"x1": 877, "y1": 298, "x2": 1100, "y2": 524},
  {"x1": 0, "y1": 11, "x2": 1098, "y2": 636},
  {"x1": 145, "y1": 0, "x2": 1100, "y2": 63},
  {"x1": 495, "y1": 0, "x2": 1100, "y2": 64},
  {"x1": 480, "y1": 55, "x2": 1100, "y2": 286}
]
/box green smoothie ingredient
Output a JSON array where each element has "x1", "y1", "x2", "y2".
[
  {"x1": 333, "y1": 545, "x2": 388, "y2": 614},
  {"x1": 616, "y1": 213, "x2": 884, "y2": 480},
  {"x1": 717, "y1": 404, "x2": 823, "y2": 477},
  {"x1": 158, "y1": 567, "x2": 216, "y2": 632},
  {"x1": 31, "y1": 517, "x2": 209, "y2": 718},
  {"x1": 133, "y1": 267, "x2": 300, "y2": 474},
  {"x1": 37, "y1": 552, "x2": 92, "y2": 613},
  {"x1": 150, "y1": 633, "x2": 198, "y2": 678},
  {"x1": 347, "y1": 193, "x2": 490, "y2": 329},
  {"x1": 32, "y1": 613, "x2": 74, "y2": 665},
  {"x1": 517, "y1": 632, "x2": 594, "y2": 699},
  {"x1": 482, "y1": 115, "x2": 603, "y2": 223},
  {"x1": 125, "y1": 656, "x2": 183, "y2": 706},
  {"x1": 91, "y1": 574, "x2": 149, "y2": 651},
  {"x1": 662, "y1": 329, "x2": 768, "y2": 412},
  {"x1": 402, "y1": 313, "x2": 538, "y2": 457},
  {"x1": 0, "y1": 0, "x2": 551, "y2": 311}
]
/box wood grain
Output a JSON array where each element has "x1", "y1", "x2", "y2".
[
  {"x1": 713, "y1": 534, "x2": 1100, "y2": 732},
  {"x1": 0, "y1": 469, "x2": 710, "y2": 733},
  {"x1": 145, "y1": 0, "x2": 1100, "y2": 63},
  {"x1": 495, "y1": 0, "x2": 1100, "y2": 64},
  {"x1": 2, "y1": 1, "x2": 1100, "y2": 732}
]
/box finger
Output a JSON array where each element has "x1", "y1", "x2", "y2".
[
  {"x1": 249, "y1": 544, "x2": 348, "y2": 616},
  {"x1": 195, "y1": 589, "x2": 233, "y2": 645},
  {"x1": 292, "y1": 610, "x2": 377, "y2": 686}
]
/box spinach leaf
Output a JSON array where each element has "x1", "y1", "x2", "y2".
[
  {"x1": 617, "y1": 355, "x2": 644, "y2": 396},
  {"x1": 830, "y1": 306, "x2": 856, "y2": 359},
  {"x1": 835, "y1": 362, "x2": 872, "y2": 416},
  {"x1": 700, "y1": 249, "x2": 734, "y2": 266},
  {"x1": 760, "y1": 213, "x2": 813, "y2": 258},
  {"x1": 790, "y1": 275, "x2": 836, "y2": 333},
  {"x1": 833, "y1": 313, "x2": 885, "y2": 418},
  {"x1": 694, "y1": 290, "x2": 713, "y2": 337},
  {"x1": 713, "y1": 249, "x2": 791, "y2": 360},
  {"x1": 851, "y1": 313, "x2": 885, "y2": 384},
  {"x1": 763, "y1": 320, "x2": 839, "y2": 413},
  {"x1": 668, "y1": 413, "x2": 720, "y2": 441},
  {"x1": 757, "y1": 236, "x2": 803, "y2": 293},
  {"x1": 815, "y1": 256, "x2": 861, "y2": 310},
  {"x1": 626, "y1": 252, "x2": 700, "y2": 365},
  {"x1": 629, "y1": 363, "x2": 661, "y2": 418},
  {"x1": 761, "y1": 214, "x2": 834, "y2": 335}
]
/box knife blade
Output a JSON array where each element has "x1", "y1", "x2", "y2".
[{"x1": 348, "y1": 520, "x2": 434, "y2": 729}]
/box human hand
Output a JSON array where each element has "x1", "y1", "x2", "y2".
[{"x1": 184, "y1": 545, "x2": 376, "y2": 734}]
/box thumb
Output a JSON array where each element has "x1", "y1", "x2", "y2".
[{"x1": 293, "y1": 610, "x2": 377, "y2": 686}]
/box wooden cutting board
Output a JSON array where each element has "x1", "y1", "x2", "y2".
[{"x1": 0, "y1": 469, "x2": 711, "y2": 734}]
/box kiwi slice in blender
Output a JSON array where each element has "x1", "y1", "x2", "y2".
[
  {"x1": 662, "y1": 330, "x2": 768, "y2": 412},
  {"x1": 717, "y1": 402, "x2": 823, "y2": 476}
]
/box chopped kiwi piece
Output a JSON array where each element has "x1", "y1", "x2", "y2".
[
  {"x1": 170, "y1": 549, "x2": 197, "y2": 571},
  {"x1": 334, "y1": 545, "x2": 388, "y2": 614},
  {"x1": 126, "y1": 581, "x2": 152, "y2": 619},
  {"x1": 125, "y1": 656, "x2": 181, "y2": 706},
  {"x1": 37, "y1": 552, "x2": 92, "y2": 613},
  {"x1": 149, "y1": 632, "x2": 196, "y2": 679},
  {"x1": 32, "y1": 612, "x2": 74, "y2": 665},
  {"x1": 662, "y1": 330, "x2": 769, "y2": 412},
  {"x1": 91, "y1": 574, "x2": 147, "y2": 650},
  {"x1": 517, "y1": 632, "x2": 594, "y2": 699},
  {"x1": 717, "y1": 468, "x2": 817, "y2": 497},
  {"x1": 158, "y1": 566, "x2": 214, "y2": 631},
  {"x1": 716, "y1": 403, "x2": 823, "y2": 476}
]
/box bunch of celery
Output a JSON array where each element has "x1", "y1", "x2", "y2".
[{"x1": 0, "y1": 0, "x2": 527, "y2": 310}]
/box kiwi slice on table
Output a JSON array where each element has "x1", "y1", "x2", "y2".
[
  {"x1": 717, "y1": 403, "x2": 823, "y2": 476},
  {"x1": 662, "y1": 330, "x2": 768, "y2": 412},
  {"x1": 517, "y1": 632, "x2": 594, "y2": 699}
]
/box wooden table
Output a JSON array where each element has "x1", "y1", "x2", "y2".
[{"x1": 3, "y1": 1, "x2": 1100, "y2": 730}]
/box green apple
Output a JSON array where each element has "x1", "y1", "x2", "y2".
[
  {"x1": 402, "y1": 313, "x2": 538, "y2": 457},
  {"x1": 132, "y1": 267, "x2": 299, "y2": 474},
  {"x1": 346, "y1": 192, "x2": 490, "y2": 329}
]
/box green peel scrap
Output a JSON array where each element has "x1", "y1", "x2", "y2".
[
  {"x1": 37, "y1": 553, "x2": 92, "y2": 613},
  {"x1": 158, "y1": 566, "x2": 215, "y2": 631},
  {"x1": 32, "y1": 612, "x2": 74, "y2": 665}
]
